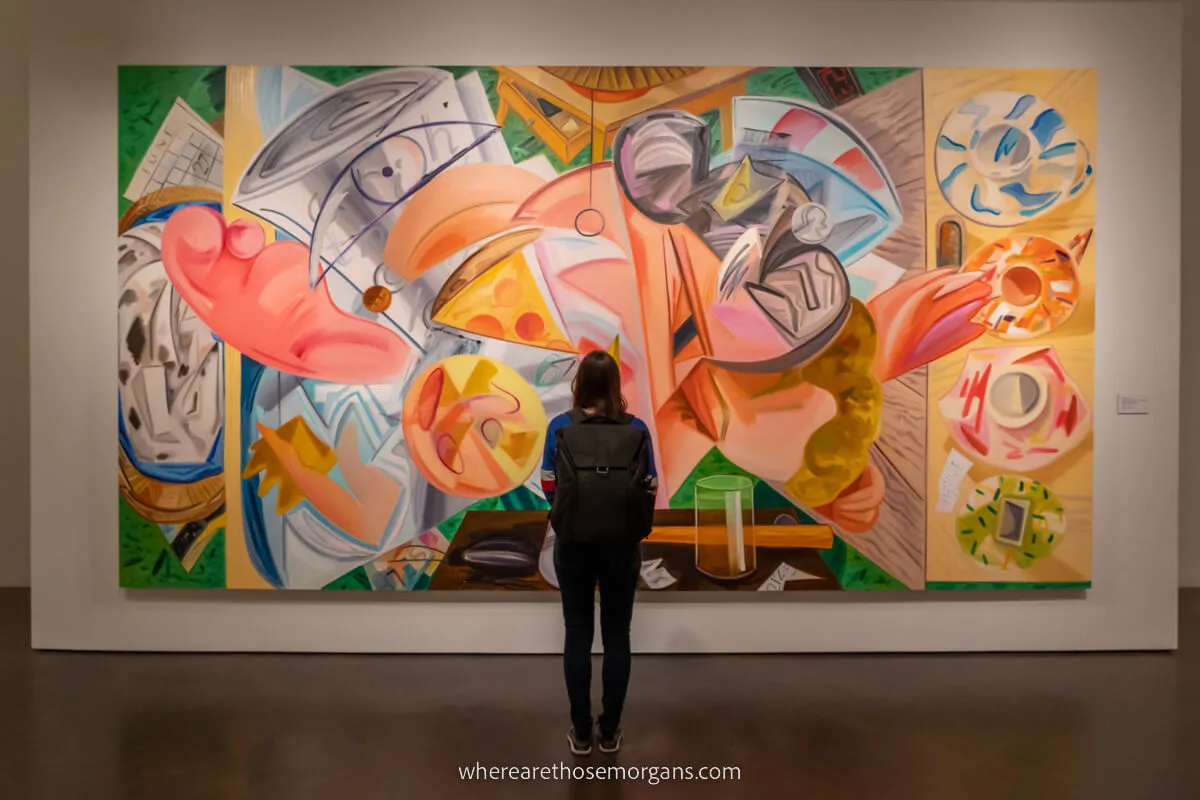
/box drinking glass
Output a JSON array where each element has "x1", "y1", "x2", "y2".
[{"x1": 694, "y1": 475, "x2": 756, "y2": 580}]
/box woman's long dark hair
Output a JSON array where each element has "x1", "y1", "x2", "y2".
[{"x1": 571, "y1": 350, "x2": 627, "y2": 418}]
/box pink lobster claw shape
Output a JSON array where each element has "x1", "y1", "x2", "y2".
[{"x1": 161, "y1": 206, "x2": 411, "y2": 384}]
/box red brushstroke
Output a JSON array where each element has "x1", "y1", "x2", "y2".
[
  {"x1": 961, "y1": 364, "x2": 992, "y2": 433},
  {"x1": 962, "y1": 426, "x2": 989, "y2": 456},
  {"x1": 770, "y1": 108, "x2": 827, "y2": 151},
  {"x1": 833, "y1": 148, "x2": 886, "y2": 191},
  {"x1": 1015, "y1": 347, "x2": 1065, "y2": 381}
]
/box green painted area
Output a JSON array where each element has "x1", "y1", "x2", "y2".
[
  {"x1": 323, "y1": 567, "x2": 373, "y2": 591},
  {"x1": 500, "y1": 115, "x2": 593, "y2": 173},
  {"x1": 292, "y1": 65, "x2": 391, "y2": 85},
  {"x1": 822, "y1": 538, "x2": 908, "y2": 592},
  {"x1": 746, "y1": 66, "x2": 916, "y2": 104},
  {"x1": 119, "y1": 497, "x2": 225, "y2": 588},
  {"x1": 699, "y1": 109, "x2": 723, "y2": 157},
  {"x1": 669, "y1": 448, "x2": 758, "y2": 510},
  {"x1": 117, "y1": 66, "x2": 225, "y2": 218},
  {"x1": 670, "y1": 448, "x2": 904, "y2": 591},
  {"x1": 436, "y1": 485, "x2": 550, "y2": 541},
  {"x1": 926, "y1": 581, "x2": 1091, "y2": 591},
  {"x1": 855, "y1": 67, "x2": 917, "y2": 94},
  {"x1": 747, "y1": 68, "x2": 818, "y2": 102}
]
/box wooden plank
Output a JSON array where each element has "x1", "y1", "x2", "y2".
[
  {"x1": 896, "y1": 365, "x2": 927, "y2": 397},
  {"x1": 838, "y1": 72, "x2": 926, "y2": 186},
  {"x1": 820, "y1": 71, "x2": 928, "y2": 589},
  {"x1": 646, "y1": 525, "x2": 833, "y2": 549},
  {"x1": 876, "y1": 375, "x2": 926, "y2": 497},
  {"x1": 810, "y1": 441, "x2": 926, "y2": 590},
  {"x1": 875, "y1": 178, "x2": 925, "y2": 273},
  {"x1": 861, "y1": 442, "x2": 927, "y2": 588},
  {"x1": 838, "y1": 72, "x2": 926, "y2": 275}
]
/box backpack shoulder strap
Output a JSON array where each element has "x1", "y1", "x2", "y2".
[{"x1": 565, "y1": 409, "x2": 587, "y2": 424}]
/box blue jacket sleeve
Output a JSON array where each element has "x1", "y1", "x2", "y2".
[
  {"x1": 541, "y1": 415, "x2": 564, "y2": 504},
  {"x1": 631, "y1": 417, "x2": 659, "y2": 494}
]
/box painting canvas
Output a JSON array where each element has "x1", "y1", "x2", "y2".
[{"x1": 117, "y1": 65, "x2": 1095, "y2": 592}]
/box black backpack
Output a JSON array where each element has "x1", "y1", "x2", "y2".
[{"x1": 550, "y1": 410, "x2": 654, "y2": 544}]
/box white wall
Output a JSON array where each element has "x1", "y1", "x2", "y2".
[
  {"x1": 28, "y1": 0, "x2": 1184, "y2": 651},
  {"x1": 0, "y1": 0, "x2": 30, "y2": 588}
]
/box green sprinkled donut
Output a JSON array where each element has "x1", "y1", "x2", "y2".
[{"x1": 954, "y1": 475, "x2": 1066, "y2": 569}]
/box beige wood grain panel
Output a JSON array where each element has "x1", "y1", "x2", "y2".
[
  {"x1": 830, "y1": 442, "x2": 925, "y2": 589},
  {"x1": 838, "y1": 371, "x2": 929, "y2": 589},
  {"x1": 877, "y1": 374, "x2": 926, "y2": 497},
  {"x1": 816, "y1": 71, "x2": 929, "y2": 588},
  {"x1": 839, "y1": 72, "x2": 926, "y2": 274},
  {"x1": 876, "y1": 178, "x2": 925, "y2": 274},
  {"x1": 896, "y1": 365, "x2": 927, "y2": 397},
  {"x1": 838, "y1": 72, "x2": 925, "y2": 187},
  {"x1": 922, "y1": 68, "x2": 1096, "y2": 585}
]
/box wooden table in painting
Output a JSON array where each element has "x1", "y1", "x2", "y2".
[
  {"x1": 494, "y1": 66, "x2": 762, "y2": 164},
  {"x1": 826, "y1": 70, "x2": 929, "y2": 590},
  {"x1": 427, "y1": 509, "x2": 839, "y2": 591}
]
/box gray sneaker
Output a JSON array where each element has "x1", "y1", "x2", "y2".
[
  {"x1": 568, "y1": 727, "x2": 593, "y2": 756},
  {"x1": 596, "y1": 726, "x2": 622, "y2": 754}
]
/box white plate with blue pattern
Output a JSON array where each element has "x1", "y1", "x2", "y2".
[{"x1": 935, "y1": 91, "x2": 1093, "y2": 226}]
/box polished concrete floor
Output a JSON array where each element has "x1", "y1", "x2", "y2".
[{"x1": 1, "y1": 590, "x2": 1196, "y2": 799}]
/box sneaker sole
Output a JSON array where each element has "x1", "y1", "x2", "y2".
[
  {"x1": 598, "y1": 735, "x2": 622, "y2": 754},
  {"x1": 567, "y1": 734, "x2": 592, "y2": 756}
]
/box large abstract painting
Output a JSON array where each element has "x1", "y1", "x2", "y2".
[{"x1": 117, "y1": 66, "x2": 1095, "y2": 591}]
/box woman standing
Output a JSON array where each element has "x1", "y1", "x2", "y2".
[{"x1": 540, "y1": 350, "x2": 658, "y2": 755}]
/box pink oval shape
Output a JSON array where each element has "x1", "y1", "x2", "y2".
[{"x1": 226, "y1": 218, "x2": 266, "y2": 260}]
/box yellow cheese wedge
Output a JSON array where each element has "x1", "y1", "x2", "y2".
[{"x1": 432, "y1": 249, "x2": 577, "y2": 353}]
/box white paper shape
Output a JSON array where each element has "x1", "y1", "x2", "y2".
[
  {"x1": 757, "y1": 561, "x2": 822, "y2": 591},
  {"x1": 124, "y1": 98, "x2": 223, "y2": 201},
  {"x1": 640, "y1": 558, "x2": 677, "y2": 589},
  {"x1": 936, "y1": 448, "x2": 973, "y2": 512}
]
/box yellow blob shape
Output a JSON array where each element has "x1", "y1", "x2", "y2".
[
  {"x1": 781, "y1": 300, "x2": 882, "y2": 507},
  {"x1": 242, "y1": 416, "x2": 338, "y2": 514},
  {"x1": 401, "y1": 354, "x2": 548, "y2": 498},
  {"x1": 607, "y1": 335, "x2": 621, "y2": 367}
]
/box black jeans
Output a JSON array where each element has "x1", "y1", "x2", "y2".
[{"x1": 554, "y1": 538, "x2": 641, "y2": 737}]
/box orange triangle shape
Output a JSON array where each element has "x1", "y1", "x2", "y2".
[{"x1": 675, "y1": 361, "x2": 727, "y2": 442}]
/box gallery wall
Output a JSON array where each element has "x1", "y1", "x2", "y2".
[
  {"x1": 1180, "y1": 0, "x2": 1200, "y2": 588},
  {"x1": 26, "y1": 0, "x2": 1186, "y2": 650},
  {"x1": 0, "y1": 0, "x2": 30, "y2": 589}
]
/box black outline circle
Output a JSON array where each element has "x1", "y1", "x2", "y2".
[{"x1": 573, "y1": 207, "x2": 606, "y2": 238}]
